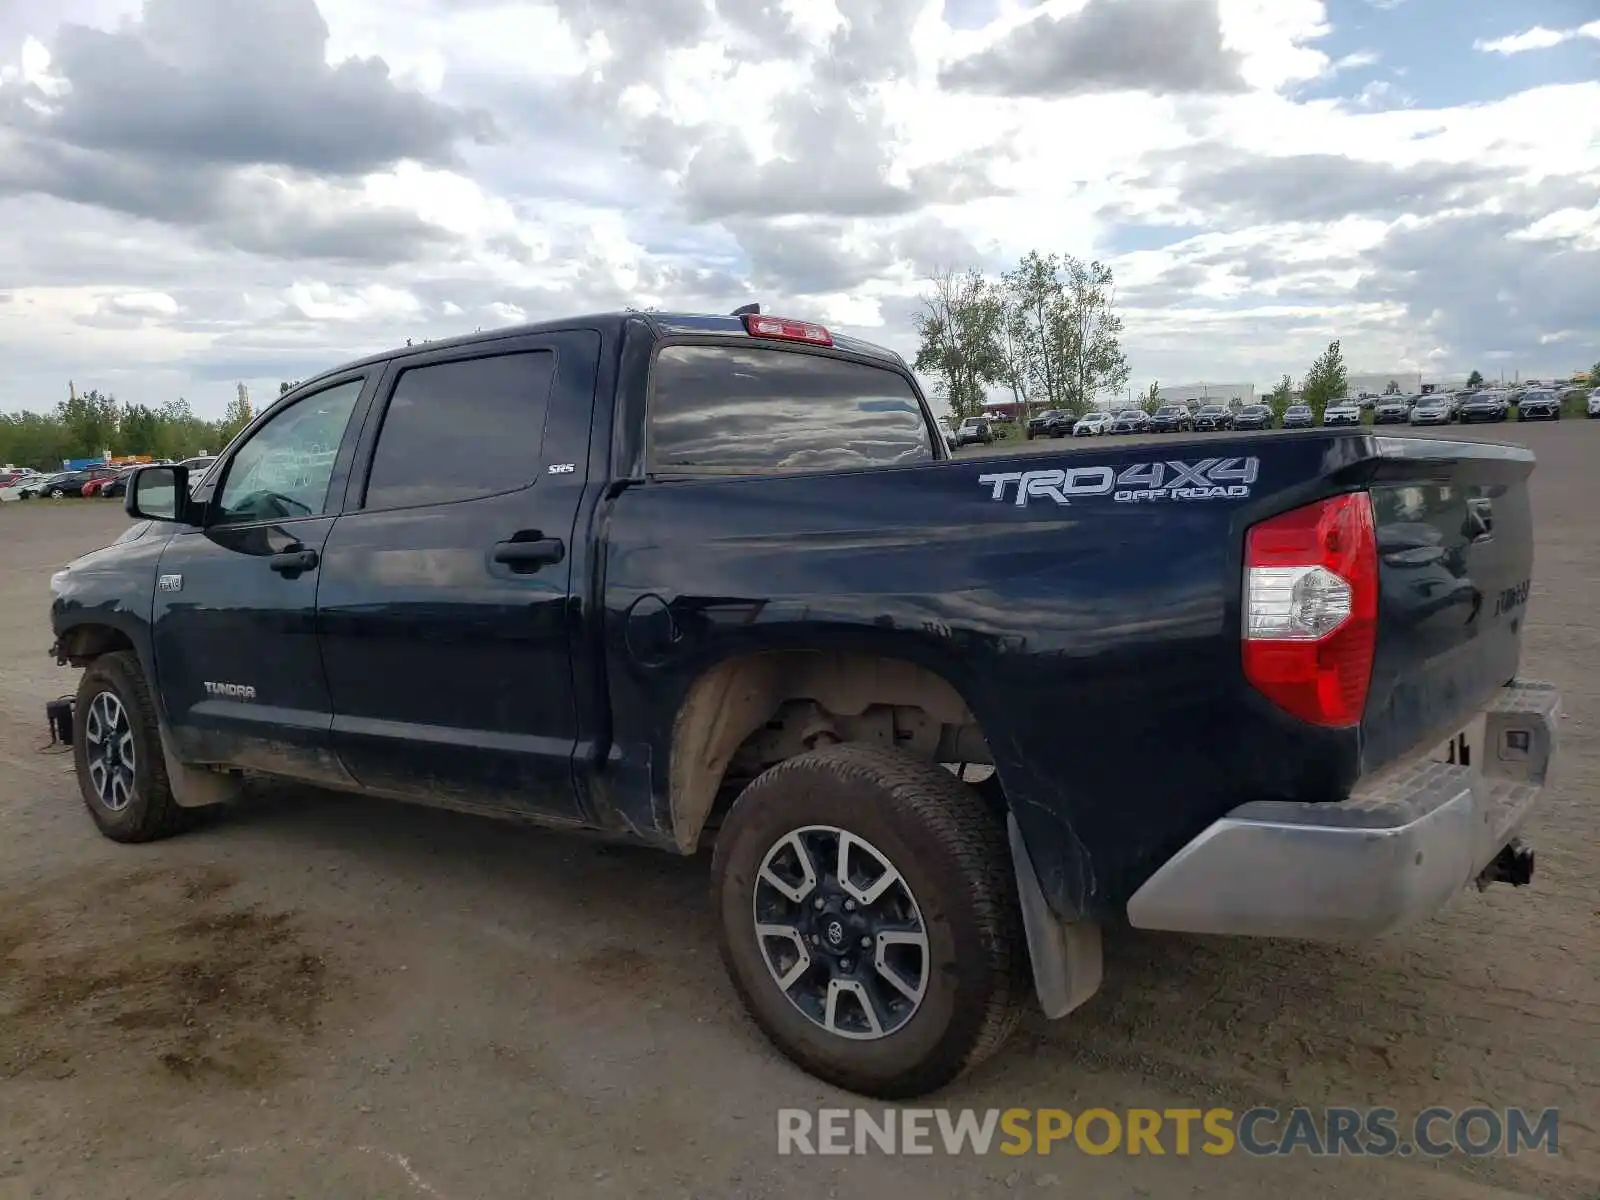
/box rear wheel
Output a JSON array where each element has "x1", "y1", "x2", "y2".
[
  {"x1": 712, "y1": 744, "x2": 1027, "y2": 1099},
  {"x1": 74, "y1": 651, "x2": 192, "y2": 843}
]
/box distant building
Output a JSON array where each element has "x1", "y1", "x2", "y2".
[
  {"x1": 1345, "y1": 371, "x2": 1424, "y2": 397},
  {"x1": 980, "y1": 400, "x2": 1028, "y2": 421},
  {"x1": 1161, "y1": 382, "x2": 1255, "y2": 408}
]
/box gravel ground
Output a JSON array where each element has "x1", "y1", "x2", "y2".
[{"x1": 1, "y1": 421, "x2": 1595, "y2": 1200}]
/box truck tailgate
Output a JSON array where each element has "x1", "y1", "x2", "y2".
[{"x1": 1359, "y1": 437, "x2": 1535, "y2": 773}]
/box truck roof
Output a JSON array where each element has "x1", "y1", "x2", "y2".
[{"x1": 295, "y1": 309, "x2": 908, "y2": 396}]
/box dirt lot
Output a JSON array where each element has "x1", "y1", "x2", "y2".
[{"x1": 2, "y1": 424, "x2": 1595, "y2": 1200}]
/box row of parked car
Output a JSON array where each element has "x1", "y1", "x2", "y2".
[
  {"x1": 1374, "y1": 387, "x2": 1591, "y2": 425},
  {"x1": 969, "y1": 386, "x2": 1598, "y2": 445},
  {"x1": 0, "y1": 456, "x2": 217, "y2": 501}
]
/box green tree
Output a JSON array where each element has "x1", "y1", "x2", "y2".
[
  {"x1": 56, "y1": 386, "x2": 120, "y2": 459},
  {"x1": 118, "y1": 404, "x2": 163, "y2": 455},
  {"x1": 0, "y1": 410, "x2": 72, "y2": 470},
  {"x1": 913, "y1": 267, "x2": 1003, "y2": 420},
  {"x1": 1384, "y1": 379, "x2": 1400, "y2": 394},
  {"x1": 1003, "y1": 250, "x2": 1070, "y2": 412},
  {"x1": 218, "y1": 383, "x2": 254, "y2": 446},
  {"x1": 1058, "y1": 256, "x2": 1130, "y2": 413},
  {"x1": 1267, "y1": 373, "x2": 1295, "y2": 420},
  {"x1": 1, "y1": 391, "x2": 246, "y2": 469},
  {"x1": 279, "y1": 380, "x2": 303, "y2": 396},
  {"x1": 1466, "y1": 369, "x2": 1484, "y2": 388},
  {"x1": 1141, "y1": 381, "x2": 1161, "y2": 412},
  {"x1": 1300, "y1": 340, "x2": 1348, "y2": 421},
  {"x1": 993, "y1": 302, "x2": 1032, "y2": 413}
]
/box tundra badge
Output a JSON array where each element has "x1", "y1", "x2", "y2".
[{"x1": 204, "y1": 681, "x2": 257, "y2": 701}]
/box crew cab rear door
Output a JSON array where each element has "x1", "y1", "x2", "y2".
[{"x1": 315, "y1": 330, "x2": 599, "y2": 822}]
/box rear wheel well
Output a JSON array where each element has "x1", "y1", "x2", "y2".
[
  {"x1": 55, "y1": 624, "x2": 135, "y2": 668},
  {"x1": 669, "y1": 651, "x2": 999, "y2": 853}
]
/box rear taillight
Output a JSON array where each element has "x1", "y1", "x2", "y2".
[{"x1": 1242, "y1": 492, "x2": 1378, "y2": 727}]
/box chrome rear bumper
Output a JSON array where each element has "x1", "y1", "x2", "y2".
[{"x1": 1125, "y1": 681, "x2": 1562, "y2": 939}]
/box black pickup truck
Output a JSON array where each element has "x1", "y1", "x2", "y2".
[{"x1": 50, "y1": 309, "x2": 1561, "y2": 1100}]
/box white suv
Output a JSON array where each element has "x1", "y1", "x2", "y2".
[{"x1": 1073, "y1": 411, "x2": 1110, "y2": 436}]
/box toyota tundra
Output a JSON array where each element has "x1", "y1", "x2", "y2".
[{"x1": 49, "y1": 308, "x2": 1561, "y2": 1101}]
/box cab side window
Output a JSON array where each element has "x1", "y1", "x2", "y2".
[{"x1": 213, "y1": 379, "x2": 364, "y2": 525}]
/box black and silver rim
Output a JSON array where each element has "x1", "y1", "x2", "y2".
[
  {"x1": 752, "y1": 825, "x2": 929, "y2": 1041},
  {"x1": 84, "y1": 690, "x2": 136, "y2": 812}
]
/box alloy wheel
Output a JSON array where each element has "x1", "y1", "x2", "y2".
[
  {"x1": 84, "y1": 690, "x2": 136, "y2": 811},
  {"x1": 752, "y1": 825, "x2": 930, "y2": 1041}
]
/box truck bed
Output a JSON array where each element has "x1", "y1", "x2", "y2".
[{"x1": 599, "y1": 429, "x2": 1539, "y2": 922}]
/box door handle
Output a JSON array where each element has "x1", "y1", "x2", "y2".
[
  {"x1": 492, "y1": 535, "x2": 565, "y2": 572},
  {"x1": 269, "y1": 548, "x2": 320, "y2": 575}
]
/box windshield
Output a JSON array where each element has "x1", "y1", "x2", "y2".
[
  {"x1": 1116, "y1": 409, "x2": 1143, "y2": 419},
  {"x1": 1155, "y1": 406, "x2": 1184, "y2": 417},
  {"x1": 1241, "y1": 406, "x2": 1266, "y2": 415},
  {"x1": 1199, "y1": 405, "x2": 1224, "y2": 414}
]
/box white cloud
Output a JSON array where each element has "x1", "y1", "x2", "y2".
[
  {"x1": 0, "y1": 0, "x2": 1595, "y2": 420},
  {"x1": 105, "y1": 291, "x2": 181, "y2": 317},
  {"x1": 1474, "y1": 22, "x2": 1600, "y2": 55}
]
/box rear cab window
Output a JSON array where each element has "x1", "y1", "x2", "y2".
[{"x1": 647, "y1": 343, "x2": 937, "y2": 475}]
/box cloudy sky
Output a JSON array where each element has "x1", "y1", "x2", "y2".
[{"x1": 1, "y1": 0, "x2": 1596, "y2": 417}]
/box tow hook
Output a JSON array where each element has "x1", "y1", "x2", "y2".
[
  {"x1": 46, "y1": 696, "x2": 75, "y2": 746},
  {"x1": 1476, "y1": 838, "x2": 1535, "y2": 890}
]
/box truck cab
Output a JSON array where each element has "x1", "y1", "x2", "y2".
[{"x1": 49, "y1": 309, "x2": 1562, "y2": 1101}]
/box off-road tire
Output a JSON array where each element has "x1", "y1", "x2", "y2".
[
  {"x1": 74, "y1": 650, "x2": 192, "y2": 843},
  {"x1": 712, "y1": 743, "x2": 1028, "y2": 1099}
]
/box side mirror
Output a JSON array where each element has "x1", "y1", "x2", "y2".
[{"x1": 124, "y1": 464, "x2": 194, "y2": 523}]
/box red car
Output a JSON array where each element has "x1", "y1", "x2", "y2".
[{"x1": 83, "y1": 467, "x2": 140, "y2": 498}]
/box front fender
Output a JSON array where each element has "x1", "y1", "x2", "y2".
[{"x1": 49, "y1": 527, "x2": 168, "y2": 719}]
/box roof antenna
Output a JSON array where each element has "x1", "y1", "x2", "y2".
[{"x1": 731, "y1": 303, "x2": 760, "y2": 316}]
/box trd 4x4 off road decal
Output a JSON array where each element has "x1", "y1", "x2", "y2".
[{"x1": 979, "y1": 457, "x2": 1259, "y2": 507}]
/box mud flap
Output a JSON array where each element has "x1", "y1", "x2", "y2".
[
  {"x1": 159, "y1": 723, "x2": 244, "y2": 809},
  {"x1": 1007, "y1": 812, "x2": 1103, "y2": 1019}
]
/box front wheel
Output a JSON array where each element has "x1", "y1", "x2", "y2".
[
  {"x1": 712, "y1": 744, "x2": 1027, "y2": 1099},
  {"x1": 74, "y1": 651, "x2": 192, "y2": 843},
  {"x1": 48, "y1": 487, "x2": 64, "y2": 498}
]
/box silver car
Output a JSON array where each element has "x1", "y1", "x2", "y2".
[{"x1": 1409, "y1": 396, "x2": 1453, "y2": 425}]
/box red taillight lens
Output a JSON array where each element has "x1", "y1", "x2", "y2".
[
  {"x1": 1242, "y1": 491, "x2": 1378, "y2": 727},
  {"x1": 742, "y1": 314, "x2": 833, "y2": 346}
]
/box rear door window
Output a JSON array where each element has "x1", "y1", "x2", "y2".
[
  {"x1": 362, "y1": 350, "x2": 555, "y2": 510},
  {"x1": 648, "y1": 344, "x2": 935, "y2": 474}
]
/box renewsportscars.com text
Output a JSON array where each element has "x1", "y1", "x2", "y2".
[{"x1": 776, "y1": 1106, "x2": 1560, "y2": 1159}]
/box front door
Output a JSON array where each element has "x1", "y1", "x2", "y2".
[
  {"x1": 316, "y1": 333, "x2": 595, "y2": 821},
  {"x1": 151, "y1": 375, "x2": 369, "y2": 785}
]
